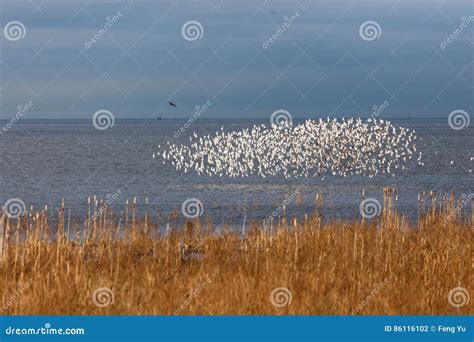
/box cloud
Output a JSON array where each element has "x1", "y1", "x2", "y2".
[{"x1": 0, "y1": 0, "x2": 472, "y2": 118}]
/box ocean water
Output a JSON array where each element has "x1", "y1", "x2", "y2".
[{"x1": 0, "y1": 118, "x2": 472, "y2": 225}]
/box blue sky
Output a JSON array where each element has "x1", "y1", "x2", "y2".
[{"x1": 0, "y1": 0, "x2": 472, "y2": 119}]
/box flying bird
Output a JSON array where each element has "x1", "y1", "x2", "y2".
[{"x1": 168, "y1": 101, "x2": 178, "y2": 107}]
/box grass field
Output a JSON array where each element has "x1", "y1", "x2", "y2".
[{"x1": 0, "y1": 188, "x2": 471, "y2": 315}]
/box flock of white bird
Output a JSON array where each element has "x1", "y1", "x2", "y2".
[{"x1": 154, "y1": 118, "x2": 422, "y2": 179}]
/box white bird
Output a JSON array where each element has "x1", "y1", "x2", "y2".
[{"x1": 155, "y1": 118, "x2": 421, "y2": 179}]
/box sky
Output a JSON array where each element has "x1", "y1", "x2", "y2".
[{"x1": 0, "y1": 0, "x2": 472, "y2": 119}]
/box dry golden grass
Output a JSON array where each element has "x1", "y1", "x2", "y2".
[{"x1": 0, "y1": 188, "x2": 472, "y2": 315}]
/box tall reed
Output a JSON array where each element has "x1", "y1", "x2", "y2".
[{"x1": 0, "y1": 188, "x2": 471, "y2": 315}]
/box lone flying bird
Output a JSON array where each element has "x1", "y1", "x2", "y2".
[{"x1": 168, "y1": 101, "x2": 178, "y2": 107}]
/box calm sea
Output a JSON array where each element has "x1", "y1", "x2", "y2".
[{"x1": 0, "y1": 118, "x2": 472, "y2": 225}]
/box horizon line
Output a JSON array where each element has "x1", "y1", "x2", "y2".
[{"x1": 0, "y1": 116, "x2": 450, "y2": 120}]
